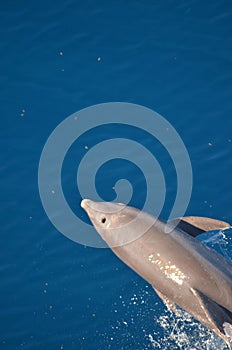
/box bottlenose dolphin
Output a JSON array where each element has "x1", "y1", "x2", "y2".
[{"x1": 81, "y1": 199, "x2": 232, "y2": 348}]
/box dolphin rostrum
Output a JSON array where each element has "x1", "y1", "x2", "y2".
[{"x1": 81, "y1": 199, "x2": 232, "y2": 348}]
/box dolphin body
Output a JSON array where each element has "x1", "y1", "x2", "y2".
[{"x1": 81, "y1": 199, "x2": 232, "y2": 348}]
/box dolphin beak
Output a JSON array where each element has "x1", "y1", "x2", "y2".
[
  {"x1": 81, "y1": 199, "x2": 91, "y2": 210},
  {"x1": 81, "y1": 199, "x2": 98, "y2": 219},
  {"x1": 81, "y1": 199, "x2": 95, "y2": 223}
]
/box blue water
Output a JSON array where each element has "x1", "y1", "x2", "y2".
[{"x1": 1, "y1": 0, "x2": 232, "y2": 349}]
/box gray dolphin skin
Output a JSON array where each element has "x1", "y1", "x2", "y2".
[{"x1": 81, "y1": 199, "x2": 232, "y2": 348}]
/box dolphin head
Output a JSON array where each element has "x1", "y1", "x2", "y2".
[{"x1": 81, "y1": 199, "x2": 156, "y2": 247}]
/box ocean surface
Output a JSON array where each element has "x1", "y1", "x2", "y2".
[{"x1": 1, "y1": 0, "x2": 232, "y2": 349}]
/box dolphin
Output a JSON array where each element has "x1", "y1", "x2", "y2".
[{"x1": 81, "y1": 199, "x2": 232, "y2": 349}]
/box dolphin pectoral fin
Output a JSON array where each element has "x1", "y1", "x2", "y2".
[
  {"x1": 152, "y1": 286, "x2": 180, "y2": 315},
  {"x1": 168, "y1": 216, "x2": 231, "y2": 237},
  {"x1": 190, "y1": 288, "x2": 232, "y2": 347}
]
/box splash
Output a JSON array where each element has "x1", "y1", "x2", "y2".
[{"x1": 151, "y1": 307, "x2": 228, "y2": 350}]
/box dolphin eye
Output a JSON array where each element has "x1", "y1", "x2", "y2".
[{"x1": 101, "y1": 217, "x2": 106, "y2": 224}]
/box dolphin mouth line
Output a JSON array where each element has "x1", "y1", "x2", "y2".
[{"x1": 81, "y1": 199, "x2": 91, "y2": 210}]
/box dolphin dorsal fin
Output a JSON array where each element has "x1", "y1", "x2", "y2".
[{"x1": 168, "y1": 216, "x2": 231, "y2": 238}]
